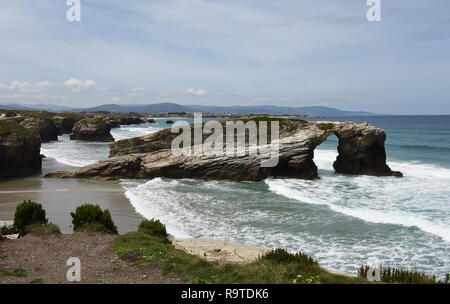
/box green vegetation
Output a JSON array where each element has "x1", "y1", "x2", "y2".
[
  {"x1": 0, "y1": 228, "x2": 3, "y2": 239},
  {"x1": 23, "y1": 223, "x2": 60, "y2": 235},
  {"x1": 114, "y1": 231, "x2": 366, "y2": 284},
  {"x1": 0, "y1": 120, "x2": 31, "y2": 136},
  {"x1": 30, "y1": 278, "x2": 43, "y2": 284},
  {"x1": 138, "y1": 219, "x2": 169, "y2": 241},
  {"x1": 70, "y1": 204, "x2": 118, "y2": 234},
  {"x1": 317, "y1": 122, "x2": 335, "y2": 131},
  {"x1": 0, "y1": 268, "x2": 27, "y2": 278},
  {"x1": 14, "y1": 201, "x2": 48, "y2": 235},
  {"x1": 5, "y1": 111, "x2": 17, "y2": 118},
  {"x1": 358, "y1": 265, "x2": 450, "y2": 284}
]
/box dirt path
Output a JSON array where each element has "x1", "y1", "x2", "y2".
[{"x1": 0, "y1": 232, "x2": 182, "y2": 284}]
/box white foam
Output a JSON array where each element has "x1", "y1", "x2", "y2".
[{"x1": 266, "y1": 149, "x2": 450, "y2": 242}]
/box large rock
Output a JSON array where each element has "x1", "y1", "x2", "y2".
[
  {"x1": 45, "y1": 119, "x2": 402, "y2": 181},
  {"x1": 332, "y1": 122, "x2": 403, "y2": 177},
  {"x1": 104, "y1": 115, "x2": 145, "y2": 129},
  {"x1": 0, "y1": 121, "x2": 41, "y2": 179},
  {"x1": 20, "y1": 117, "x2": 58, "y2": 142},
  {"x1": 70, "y1": 117, "x2": 114, "y2": 142},
  {"x1": 52, "y1": 116, "x2": 76, "y2": 135}
]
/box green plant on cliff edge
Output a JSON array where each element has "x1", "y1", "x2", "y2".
[
  {"x1": 114, "y1": 229, "x2": 366, "y2": 284},
  {"x1": 358, "y1": 265, "x2": 449, "y2": 284},
  {"x1": 70, "y1": 204, "x2": 118, "y2": 234},
  {"x1": 23, "y1": 223, "x2": 60, "y2": 235},
  {"x1": 14, "y1": 200, "x2": 47, "y2": 235},
  {"x1": 138, "y1": 219, "x2": 168, "y2": 241}
]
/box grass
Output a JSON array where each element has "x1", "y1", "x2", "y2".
[
  {"x1": 317, "y1": 123, "x2": 335, "y2": 131},
  {"x1": 0, "y1": 120, "x2": 31, "y2": 136},
  {"x1": 24, "y1": 223, "x2": 60, "y2": 235},
  {"x1": 0, "y1": 268, "x2": 27, "y2": 278},
  {"x1": 114, "y1": 231, "x2": 367, "y2": 284},
  {"x1": 30, "y1": 278, "x2": 43, "y2": 284},
  {"x1": 358, "y1": 265, "x2": 450, "y2": 284}
]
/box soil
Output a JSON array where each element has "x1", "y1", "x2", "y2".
[{"x1": 0, "y1": 232, "x2": 182, "y2": 284}]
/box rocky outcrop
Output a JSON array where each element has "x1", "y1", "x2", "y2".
[
  {"x1": 104, "y1": 116, "x2": 146, "y2": 129},
  {"x1": 332, "y1": 122, "x2": 403, "y2": 177},
  {"x1": 0, "y1": 121, "x2": 41, "y2": 179},
  {"x1": 19, "y1": 118, "x2": 58, "y2": 142},
  {"x1": 45, "y1": 119, "x2": 402, "y2": 181},
  {"x1": 70, "y1": 117, "x2": 114, "y2": 142},
  {"x1": 52, "y1": 117, "x2": 76, "y2": 135}
]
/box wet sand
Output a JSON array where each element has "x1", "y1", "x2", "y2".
[{"x1": 0, "y1": 157, "x2": 144, "y2": 234}]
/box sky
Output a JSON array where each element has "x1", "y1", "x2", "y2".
[{"x1": 0, "y1": 0, "x2": 449, "y2": 114}]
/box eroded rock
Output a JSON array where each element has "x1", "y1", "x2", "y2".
[
  {"x1": 70, "y1": 117, "x2": 114, "y2": 142},
  {"x1": 0, "y1": 121, "x2": 41, "y2": 179},
  {"x1": 20, "y1": 117, "x2": 58, "y2": 142},
  {"x1": 52, "y1": 117, "x2": 76, "y2": 135}
]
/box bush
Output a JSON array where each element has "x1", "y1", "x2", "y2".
[
  {"x1": 138, "y1": 219, "x2": 168, "y2": 239},
  {"x1": 70, "y1": 204, "x2": 118, "y2": 234},
  {"x1": 259, "y1": 248, "x2": 318, "y2": 266},
  {"x1": 358, "y1": 265, "x2": 449, "y2": 284},
  {"x1": 0, "y1": 228, "x2": 3, "y2": 240},
  {"x1": 14, "y1": 201, "x2": 47, "y2": 235},
  {"x1": 24, "y1": 223, "x2": 60, "y2": 235}
]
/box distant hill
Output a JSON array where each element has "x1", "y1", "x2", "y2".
[{"x1": 1, "y1": 102, "x2": 375, "y2": 116}]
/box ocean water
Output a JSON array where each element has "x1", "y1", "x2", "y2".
[{"x1": 41, "y1": 116, "x2": 450, "y2": 278}]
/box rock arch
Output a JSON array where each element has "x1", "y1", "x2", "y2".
[{"x1": 45, "y1": 120, "x2": 402, "y2": 181}]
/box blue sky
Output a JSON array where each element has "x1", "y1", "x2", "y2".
[{"x1": 0, "y1": 0, "x2": 449, "y2": 114}]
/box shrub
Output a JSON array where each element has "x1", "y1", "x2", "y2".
[
  {"x1": 358, "y1": 265, "x2": 448, "y2": 284},
  {"x1": 0, "y1": 228, "x2": 3, "y2": 240},
  {"x1": 24, "y1": 223, "x2": 60, "y2": 235},
  {"x1": 317, "y1": 123, "x2": 335, "y2": 131},
  {"x1": 259, "y1": 248, "x2": 318, "y2": 266},
  {"x1": 70, "y1": 204, "x2": 118, "y2": 234},
  {"x1": 138, "y1": 219, "x2": 168, "y2": 239},
  {"x1": 14, "y1": 201, "x2": 47, "y2": 235}
]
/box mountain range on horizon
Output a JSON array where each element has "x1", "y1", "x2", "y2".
[{"x1": 0, "y1": 102, "x2": 376, "y2": 116}]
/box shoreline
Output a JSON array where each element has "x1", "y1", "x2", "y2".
[{"x1": 0, "y1": 157, "x2": 144, "y2": 234}]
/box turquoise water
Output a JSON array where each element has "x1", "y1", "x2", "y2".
[{"x1": 41, "y1": 116, "x2": 450, "y2": 278}]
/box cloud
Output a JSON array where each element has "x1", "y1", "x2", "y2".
[
  {"x1": 0, "y1": 81, "x2": 53, "y2": 92},
  {"x1": 64, "y1": 78, "x2": 96, "y2": 91},
  {"x1": 187, "y1": 88, "x2": 207, "y2": 96}
]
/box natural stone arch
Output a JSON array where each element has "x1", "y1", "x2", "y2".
[{"x1": 46, "y1": 120, "x2": 402, "y2": 181}]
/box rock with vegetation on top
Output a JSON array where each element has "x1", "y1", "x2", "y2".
[
  {"x1": 70, "y1": 117, "x2": 114, "y2": 142},
  {"x1": 45, "y1": 118, "x2": 402, "y2": 181},
  {"x1": 19, "y1": 117, "x2": 58, "y2": 142},
  {"x1": 0, "y1": 121, "x2": 41, "y2": 179},
  {"x1": 52, "y1": 116, "x2": 77, "y2": 135}
]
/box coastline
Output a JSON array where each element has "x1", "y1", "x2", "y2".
[{"x1": 0, "y1": 157, "x2": 144, "y2": 234}]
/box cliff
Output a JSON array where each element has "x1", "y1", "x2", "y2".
[{"x1": 0, "y1": 121, "x2": 41, "y2": 179}]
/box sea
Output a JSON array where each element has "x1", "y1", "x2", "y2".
[{"x1": 41, "y1": 116, "x2": 450, "y2": 278}]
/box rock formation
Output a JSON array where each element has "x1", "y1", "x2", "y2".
[
  {"x1": 52, "y1": 117, "x2": 76, "y2": 135},
  {"x1": 70, "y1": 117, "x2": 114, "y2": 142},
  {"x1": 46, "y1": 119, "x2": 402, "y2": 181},
  {"x1": 19, "y1": 117, "x2": 58, "y2": 142},
  {"x1": 0, "y1": 121, "x2": 41, "y2": 179}
]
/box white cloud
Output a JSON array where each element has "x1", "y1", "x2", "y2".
[
  {"x1": 64, "y1": 78, "x2": 96, "y2": 91},
  {"x1": 0, "y1": 80, "x2": 53, "y2": 92},
  {"x1": 187, "y1": 88, "x2": 207, "y2": 96}
]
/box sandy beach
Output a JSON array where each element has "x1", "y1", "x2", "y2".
[{"x1": 0, "y1": 157, "x2": 144, "y2": 234}]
